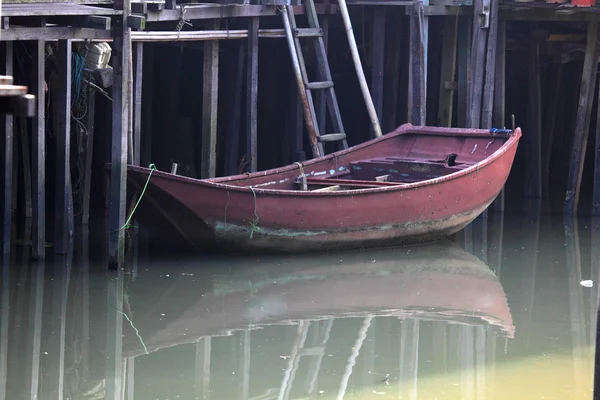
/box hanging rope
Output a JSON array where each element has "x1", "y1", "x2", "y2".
[{"x1": 117, "y1": 163, "x2": 158, "y2": 232}]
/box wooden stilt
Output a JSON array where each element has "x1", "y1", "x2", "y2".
[
  {"x1": 31, "y1": 32, "x2": 46, "y2": 259},
  {"x1": 0, "y1": 42, "x2": 13, "y2": 256},
  {"x1": 565, "y1": 21, "x2": 599, "y2": 215},
  {"x1": 492, "y1": 20, "x2": 506, "y2": 212},
  {"x1": 437, "y1": 16, "x2": 458, "y2": 127},
  {"x1": 466, "y1": 0, "x2": 487, "y2": 129},
  {"x1": 201, "y1": 20, "x2": 219, "y2": 179},
  {"x1": 383, "y1": 8, "x2": 402, "y2": 132},
  {"x1": 19, "y1": 116, "x2": 32, "y2": 219},
  {"x1": 225, "y1": 42, "x2": 245, "y2": 176},
  {"x1": 525, "y1": 37, "x2": 542, "y2": 199},
  {"x1": 481, "y1": 0, "x2": 499, "y2": 129},
  {"x1": 142, "y1": 44, "x2": 154, "y2": 167},
  {"x1": 81, "y1": 87, "x2": 96, "y2": 226},
  {"x1": 543, "y1": 62, "x2": 562, "y2": 206},
  {"x1": 456, "y1": 16, "x2": 470, "y2": 128},
  {"x1": 408, "y1": 0, "x2": 427, "y2": 126},
  {"x1": 108, "y1": 0, "x2": 132, "y2": 269},
  {"x1": 54, "y1": 39, "x2": 73, "y2": 255},
  {"x1": 246, "y1": 17, "x2": 259, "y2": 173},
  {"x1": 371, "y1": 7, "x2": 385, "y2": 132},
  {"x1": 133, "y1": 43, "x2": 143, "y2": 167}
]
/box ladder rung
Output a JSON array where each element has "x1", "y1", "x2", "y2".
[
  {"x1": 294, "y1": 28, "x2": 323, "y2": 38},
  {"x1": 318, "y1": 133, "x2": 346, "y2": 142},
  {"x1": 306, "y1": 81, "x2": 334, "y2": 90}
]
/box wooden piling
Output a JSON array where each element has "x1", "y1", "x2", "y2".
[
  {"x1": 492, "y1": 20, "x2": 506, "y2": 212},
  {"x1": 437, "y1": 16, "x2": 458, "y2": 127},
  {"x1": 142, "y1": 44, "x2": 154, "y2": 167},
  {"x1": 54, "y1": 39, "x2": 73, "y2": 255},
  {"x1": 466, "y1": 0, "x2": 487, "y2": 129},
  {"x1": 225, "y1": 42, "x2": 245, "y2": 176},
  {"x1": 133, "y1": 43, "x2": 143, "y2": 167},
  {"x1": 246, "y1": 17, "x2": 259, "y2": 173},
  {"x1": 201, "y1": 20, "x2": 219, "y2": 179},
  {"x1": 371, "y1": 7, "x2": 386, "y2": 132},
  {"x1": 0, "y1": 43, "x2": 13, "y2": 256},
  {"x1": 108, "y1": 0, "x2": 132, "y2": 269},
  {"x1": 408, "y1": 0, "x2": 426, "y2": 126},
  {"x1": 481, "y1": 0, "x2": 499, "y2": 129},
  {"x1": 564, "y1": 21, "x2": 599, "y2": 215},
  {"x1": 31, "y1": 32, "x2": 46, "y2": 259},
  {"x1": 525, "y1": 37, "x2": 542, "y2": 199},
  {"x1": 456, "y1": 16, "x2": 470, "y2": 128}
]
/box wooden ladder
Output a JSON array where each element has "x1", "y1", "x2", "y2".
[{"x1": 281, "y1": 0, "x2": 348, "y2": 159}]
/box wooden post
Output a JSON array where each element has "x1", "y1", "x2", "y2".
[
  {"x1": 225, "y1": 42, "x2": 245, "y2": 176},
  {"x1": 81, "y1": 87, "x2": 96, "y2": 226},
  {"x1": 543, "y1": 62, "x2": 562, "y2": 205},
  {"x1": 456, "y1": 16, "x2": 470, "y2": 128},
  {"x1": 408, "y1": 0, "x2": 427, "y2": 126},
  {"x1": 564, "y1": 21, "x2": 599, "y2": 215},
  {"x1": 0, "y1": 43, "x2": 13, "y2": 256},
  {"x1": 201, "y1": 20, "x2": 219, "y2": 179},
  {"x1": 437, "y1": 16, "x2": 458, "y2": 127},
  {"x1": 142, "y1": 44, "x2": 154, "y2": 167},
  {"x1": 466, "y1": 0, "x2": 487, "y2": 129},
  {"x1": 525, "y1": 38, "x2": 542, "y2": 199},
  {"x1": 246, "y1": 17, "x2": 259, "y2": 173},
  {"x1": 481, "y1": 0, "x2": 499, "y2": 129},
  {"x1": 108, "y1": 0, "x2": 131, "y2": 268},
  {"x1": 54, "y1": 40, "x2": 73, "y2": 255},
  {"x1": 492, "y1": 20, "x2": 506, "y2": 212},
  {"x1": 31, "y1": 31, "x2": 46, "y2": 259},
  {"x1": 371, "y1": 7, "x2": 386, "y2": 132},
  {"x1": 133, "y1": 43, "x2": 143, "y2": 167}
]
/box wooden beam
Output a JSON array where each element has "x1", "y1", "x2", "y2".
[
  {"x1": 246, "y1": 17, "x2": 259, "y2": 173},
  {"x1": 0, "y1": 43, "x2": 13, "y2": 256},
  {"x1": 133, "y1": 42, "x2": 143, "y2": 166},
  {"x1": 54, "y1": 40, "x2": 73, "y2": 255},
  {"x1": 492, "y1": 19, "x2": 506, "y2": 212},
  {"x1": 436, "y1": 16, "x2": 457, "y2": 127},
  {"x1": 108, "y1": 0, "x2": 131, "y2": 269},
  {"x1": 371, "y1": 7, "x2": 386, "y2": 134},
  {"x1": 466, "y1": 0, "x2": 487, "y2": 128},
  {"x1": 0, "y1": 27, "x2": 111, "y2": 41},
  {"x1": 565, "y1": 21, "x2": 599, "y2": 215},
  {"x1": 408, "y1": 0, "x2": 427, "y2": 125},
  {"x1": 31, "y1": 27, "x2": 45, "y2": 259},
  {"x1": 225, "y1": 42, "x2": 245, "y2": 176},
  {"x1": 201, "y1": 21, "x2": 219, "y2": 179}
]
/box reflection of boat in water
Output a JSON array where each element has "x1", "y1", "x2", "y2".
[{"x1": 124, "y1": 239, "x2": 514, "y2": 357}]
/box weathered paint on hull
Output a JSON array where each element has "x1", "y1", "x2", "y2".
[{"x1": 124, "y1": 124, "x2": 521, "y2": 253}]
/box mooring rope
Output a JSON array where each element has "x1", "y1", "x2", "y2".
[
  {"x1": 294, "y1": 162, "x2": 307, "y2": 191},
  {"x1": 248, "y1": 186, "x2": 260, "y2": 238},
  {"x1": 117, "y1": 163, "x2": 157, "y2": 232}
]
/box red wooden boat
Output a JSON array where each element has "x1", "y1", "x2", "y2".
[{"x1": 125, "y1": 123, "x2": 521, "y2": 252}]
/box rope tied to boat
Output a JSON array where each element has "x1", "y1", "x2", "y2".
[
  {"x1": 117, "y1": 163, "x2": 158, "y2": 232},
  {"x1": 248, "y1": 186, "x2": 260, "y2": 238},
  {"x1": 294, "y1": 162, "x2": 308, "y2": 191}
]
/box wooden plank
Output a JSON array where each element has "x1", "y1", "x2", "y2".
[
  {"x1": 408, "y1": 0, "x2": 427, "y2": 126},
  {"x1": 0, "y1": 27, "x2": 111, "y2": 41},
  {"x1": 31, "y1": 26, "x2": 45, "y2": 259},
  {"x1": 565, "y1": 21, "x2": 599, "y2": 215},
  {"x1": 491, "y1": 19, "x2": 505, "y2": 212},
  {"x1": 371, "y1": 7, "x2": 385, "y2": 135},
  {"x1": 525, "y1": 39, "x2": 542, "y2": 199},
  {"x1": 81, "y1": 87, "x2": 95, "y2": 225},
  {"x1": 0, "y1": 43, "x2": 13, "y2": 256},
  {"x1": 133, "y1": 42, "x2": 143, "y2": 166},
  {"x1": 225, "y1": 42, "x2": 245, "y2": 176},
  {"x1": 481, "y1": 0, "x2": 499, "y2": 129},
  {"x1": 456, "y1": 15, "x2": 470, "y2": 127},
  {"x1": 437, "y1": 16, "x2": 458, "y2": 127},
  {"x1": 201, "y1": 20, "x2": 219, "y2": 179},
  {"x1": 466, "y1": 0, "x2": 487, "y2": 129},
  {"x1": 54, "y1": 39, "x2": 73, "y2": 255},
  {"x1": 2, "y1": 3, "x2": 122, "y2": 16},
  {"x1": 246, "y1": 17, "x2": 259, "y2": 173},
  {"x1": 108, "y1": 0, "x2": 131, "y2": 269}
]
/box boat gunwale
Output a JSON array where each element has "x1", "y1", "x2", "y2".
[{"x1": 127, "y1": 123, "x2": 522, "y2": 196}]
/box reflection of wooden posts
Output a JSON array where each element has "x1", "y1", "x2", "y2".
[
  {"x1": 239, "y1": 331, "x2": 250, "y2": 400},
  {"x1": 280, "y1": 322, "x2": 310, "y2": 400},
  {"x1": 32, "y1": 34, "x2": 46, "y2": 259},
  {"x1": 565, "y1": 21, "x2": 599, "y2": 215},
  {"x1": 475, "y1": 326, "x2": 486, "y2": 400},
  {"x1": 0, "y1": 254, "x2": 9, "y2": 400},
  {"x1": 525, "y1": 35, "x2": 542, "y2": 199},
  {"x1": 431, "y1": 323, "x2": 447, "y2": 373},
  {"x1": 0, "y1": 43, "x2": 14, "y2": 256},
  {"x1": 125, "y1": 357, "x2": 135, "y2": 400},
  {"x1": 55, "y1": 40, "x2": 74, "y2": 254},
  {"x1": 105, "y1": 271, "x2": 124, "y2": 400},
  {"x1": 337, "y1": 317, "x2": 372, "y2": 400},
  {"x1": 201, "y1": 20, "x2": 220, "y2": 179},
  {"x1": 521, "y1": 199, "x2": 540, "y2": 347},
  {"x1": 399, "y1": 318, "x2": 419, "y2": 400},
  {"x1": 460, "y1": 325, "x2": 475, "y2": 400},
  {"x1": 25, "y1": 259, "x2": 45, "y2": 399},
  {"x1": 194, "y1": 337, "x2": 211, "y2": 400}
]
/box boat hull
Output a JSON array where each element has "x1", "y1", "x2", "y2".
[{"x1": 124, "y1": 124, "x2": 521, "y2": 252}]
